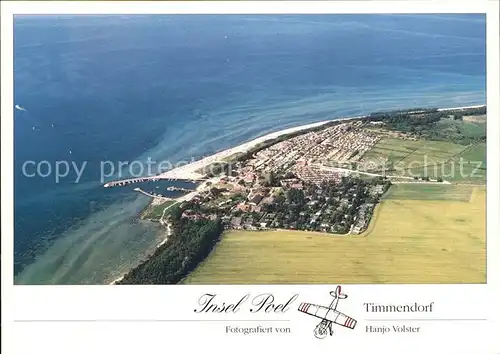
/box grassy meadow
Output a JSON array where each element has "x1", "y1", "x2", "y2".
[{"x1": 184, "y1": 186, "x2": 485, "y2": 284}]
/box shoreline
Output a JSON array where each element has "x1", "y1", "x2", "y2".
[
  {"x1": 109, "y1": 223, "x2": 172, "y2": 285},
  {"x1": 437, "y1": 104, "x2": 486, "y2": 111},
  {"x1": 153, "y1": 115, "x2": 365, "y2": 181},
  {"x1": 108, "y1": 103, "x2": 486, "y2": 185},
  {"x1": 108, "y1": 102, "x2": 485, "y2": 285},
  {"x1": 109, "y1": 182, "x2": 209, "y2": 284}
]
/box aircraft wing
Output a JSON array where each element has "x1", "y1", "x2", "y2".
[
  {"x1": 333, "y1": 311, "x2": 357, "y2": 329},
  {"x1": 298, "y1": 302, "x2": 357, "y2": 329}
]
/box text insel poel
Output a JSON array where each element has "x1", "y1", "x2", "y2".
[
  {"x1": 250, "y1": 293, "x2": 299, "y2": 313},
  {"x1": 193, "y1": 293, "x2": 299, "y2": 313},
  {"x1": 194, "y1": 294, "x2": 250, "y2": 313}
]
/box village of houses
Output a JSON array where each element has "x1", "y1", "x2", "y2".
[{"x1": 173, "y1": 120, "x2": 392, "y2": 235}]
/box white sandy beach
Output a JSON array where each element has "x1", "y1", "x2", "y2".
[
  {"x1": 437, "y1": 104, "x2": 486, "y2": 111},
  {"x1": 109, "y1": 275, "x2": 124, "y2": 285}
]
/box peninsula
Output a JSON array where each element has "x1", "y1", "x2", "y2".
[{"x1": 107, "y1": 104, "x2": 486, "y2": 285}]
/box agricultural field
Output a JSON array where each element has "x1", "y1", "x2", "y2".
[
  {"x1": 184, "y1": 187, "x2": 485, "y2": 284},
  {"x1": 382, "y1": 184, "x2": 474, "y2": 201},
  {"x1": 403, "y1": 142, "x2": 486, "y2": 183},
  {"x1": 458, "y1": 142, "x2": 486, "y2": 166},
  {"x1": 361, "y1": 137, "x2": 465, "y2": 170},
  {"x1": 361, "y1": 114, "x2": 487, "y2": 182},
  {"x1": 360, "y1": 137, "x2": 485, "y2": 183},
  {"x1": 463, "y1": 114, "x2": 487, "y2": 124}
]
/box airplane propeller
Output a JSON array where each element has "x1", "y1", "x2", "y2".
[{"x1": 330, "y1": 286, "x2": 347, "y2": 299}]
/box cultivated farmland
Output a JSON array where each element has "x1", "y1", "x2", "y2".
[
  {"x1": 184, "y1": 187, "x2": 485, "y2": 285},
  {"x1": 402, "y1": 142, "x2": 486, "y2": 183},
  {"x1": 361, "y1": 137, "x2": 465, "y2": 171},
  {"x1": 382, "y1": 184, "x2": 474, "y2": 201},
  {"x1": 360, "y1": 137, "x2": 485, "y2": 183}
]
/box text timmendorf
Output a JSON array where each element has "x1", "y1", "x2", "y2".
[{"x1": 364, "y1": 302, "x2": 434, "y2": 312}]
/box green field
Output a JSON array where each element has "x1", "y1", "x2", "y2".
[
  {"x1": 361, "y1": 115, "x2": 486, "y2": 183},
  {"x1": 458, "y1": 142, "x2": 486, "y2": 166},
  {"x1": 362, "y1": 137, "x2": 465, "y2": 169},
  {"x1": 184, "y1": 187, "x2": 485, "y2": 284},
  {"x1": 382, "y1": 184, "x2": 474, "y2": 201},
  {"x1": 361, "y1": 137, "x2": 485, "y2": 182},
  {"x1": 405, "y1": 142, "x2": 486, "y2": 182}
]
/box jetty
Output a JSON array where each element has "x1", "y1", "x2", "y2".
[
  {"x1": 134, "y1": 188, "x2": 172, "y2": 200},
  {"x1": 104, "y1": 176, "x2": 160, "y2": 188},
  {"x1": 103, "y1": 175, "x2": 202, "y2": 188}
]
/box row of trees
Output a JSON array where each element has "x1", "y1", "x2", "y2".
[
  {"x1": 366, "y1": 111, "x2": 445, "y2": 129},
  {"x1": 368, "y1": 108, "x2": 439, "y2": 117},
  {"x1": 368, "y1": 106, "x2": 485, "y2": 119}
]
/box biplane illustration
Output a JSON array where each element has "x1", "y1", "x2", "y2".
[{"x1": 298, "y1": 286, "x2": 357, "y2": 339}]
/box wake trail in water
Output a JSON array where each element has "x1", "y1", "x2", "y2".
[{"x1": 15, "y1": 104, "x2": 27, "y2": 112}]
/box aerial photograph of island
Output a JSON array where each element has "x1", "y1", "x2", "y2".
[{"x1": 13, "y1": 14, "x2": 486, "y2": 285}]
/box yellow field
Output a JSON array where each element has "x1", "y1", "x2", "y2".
[{"x1": 184, "y1": 188, "x2": 485, "y2": 284}]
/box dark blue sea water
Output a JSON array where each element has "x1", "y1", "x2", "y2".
[{"x1": 13, "y1": 14, "x2": 486, "y2": 284}]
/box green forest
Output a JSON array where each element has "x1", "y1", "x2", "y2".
[{"x1": 118, "y1": 206, "x2": 223, "y2": 284}]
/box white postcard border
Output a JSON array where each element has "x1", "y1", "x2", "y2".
[{"x1": 1, "y1": 1, "x2": 499, "y2": 354}]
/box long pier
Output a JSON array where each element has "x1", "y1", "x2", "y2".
[
  {"x1": 104, "y1": 176, "x2": 160, "y2": 188},
  {"x1": 103, "y1": 176, "x2": 202, "y2": 188}
]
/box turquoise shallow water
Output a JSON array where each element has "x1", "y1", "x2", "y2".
[{"x1": 13, "y1": 14, "x2": 485, "y2": 284}]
